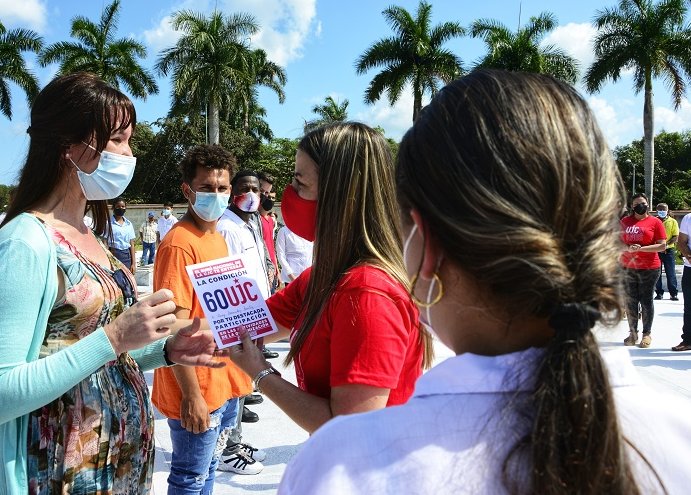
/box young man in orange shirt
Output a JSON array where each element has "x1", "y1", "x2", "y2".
[{"x1": 152, "y1": 144, "x2": 254, "y2": 493}]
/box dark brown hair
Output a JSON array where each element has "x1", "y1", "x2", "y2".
[
  {"x1": 1, "y1": 72, "x2": 135, "y2": 235},
  {"x1": 397, "y1": 70, "x2": 657, "y2": 494},
  {"x1": 179, "y1": 144, "x2": 237, "y2": 184}
]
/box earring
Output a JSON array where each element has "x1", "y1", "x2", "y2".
[{"x1": 410, "y1": 272, "x2": 444, "y2": 307}]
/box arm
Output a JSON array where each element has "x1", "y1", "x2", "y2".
[
  {"x1": 630, "y1": 240, "x2": 666, "y2": 253},
  {"x1": 229, "y1": 332, "x2": 388, "y2": 434},
  {"x1": 129, "y1": 238, "x2": 136, "y2": 273},
  {"x1": 170, "y1": 308, "x2": 210, "y2": 433},
  {"x1": 669, "y1": 235, "x2": 679, "y2": 246},
  {"x1": 679, "y1": 232, "x2": 691, "y2": 261}
]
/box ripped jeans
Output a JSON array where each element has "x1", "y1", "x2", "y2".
[{"x1": 167, "y1": 398, "x2": 239, "y2": 495}]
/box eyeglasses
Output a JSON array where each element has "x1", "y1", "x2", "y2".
[{"x1": 112, "y1": 268, "x2": 137, "y2": 306}]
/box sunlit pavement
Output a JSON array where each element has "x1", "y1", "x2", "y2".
[{"x1": 148, "y1": 294, "x2": 691, "y2": 494}]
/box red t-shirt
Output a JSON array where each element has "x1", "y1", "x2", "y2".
[
  {"x1": 267, "y1": 264, "x2": 423, "y2": 406},
  {"x1": 260, "y1": 214, "x2": 278, "y2": 268},
  {"x1": 620, "y1": 215, "x2": 666, "y2": 270}
]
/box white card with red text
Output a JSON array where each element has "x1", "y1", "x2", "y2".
[{"x1": 186, "y1": 256, "x2": 278, "y2": 348}]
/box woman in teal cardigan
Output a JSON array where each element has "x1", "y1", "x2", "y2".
[{"x1": 0, "y1": 73, "x2": 223, "y2": 494}]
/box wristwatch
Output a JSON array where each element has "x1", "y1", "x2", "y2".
[{"x1": 253, "y1": 366, "x2": 281, "y2": 393}]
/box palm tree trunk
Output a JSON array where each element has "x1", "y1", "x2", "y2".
[
  {"x1": 643, "y1": 74, "x2": 654, "y2": 205},
  {"x1": 412, "y1": 81, "x2": 422, "y2": 122},
  {"x1": 209, "y1": 100, "x2": 220, "y2": 145}
]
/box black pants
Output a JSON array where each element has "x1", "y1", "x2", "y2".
[
  {"x1": 681, "y1": 266, "x2": 691, "y2": 343},
  {"x1": 624, "y1": 268, "x2": 659, "y2": 335}
]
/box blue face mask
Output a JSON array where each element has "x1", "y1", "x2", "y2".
[
  {"x1": 187, "y1": 186, "x2": 230, "y2": 222},
  {"x1": 658, "y1": 210, "x2": 668, "y2": 219},
  {"x1": 71, "y1": 144, "x2": 136, "y2": 200}
]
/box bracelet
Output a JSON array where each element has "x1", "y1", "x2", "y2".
[
  {"x1": 253, "y1": 366, "x2": 281, "y2": 393},
  {"x1": 162, "y1": 337, "x2": 175, "y2": 366}
]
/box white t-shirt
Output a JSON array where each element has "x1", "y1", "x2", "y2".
[
  {"x1": 157, "y1": 214, "x2": 178, "y2": 240},
  {"x1": 279, "y1": 347, "x2": 691, "y2": 494},
  {"x1": 679, "y1": 213, "x2": 691, "y2": 267},
  {"x1": 275, "y1": 226, "x2": 313, "y2": 283},
  {"x1": 217, "y1": 208, "x2": 270, "y2": 299}
]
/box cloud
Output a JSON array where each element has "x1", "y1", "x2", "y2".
[
  {"x1": 0, "y1": 0, "x2": 47, "y2": 32},
  {"x1": 141, "y1": 0, "x2": 318, "y2": 66},
  {"x1": 587, "y1": 95, "x2": 642, "y2": 147},
  {"x1": 655, "y1": 99, "x2": 691, "y2": 134},
  {"x1": 142, "y1": 15, "x2": 181, "y2": 53},
  {"x1": 354, "y1": 87, "x2": 423, "y2": 140},
  {"x1": 543, "y1": 22, "x2": 597, "y2": 73}
]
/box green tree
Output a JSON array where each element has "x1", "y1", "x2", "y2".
[
  {"x1": 586, "y1": 0, "x2": 691, "y2": 206},
  {"x1": 0, "y1": 21, "x2": 43, "y2": 119},
  {"x1": 156, "y1": 10, "x2": 259, "y2": 145},
  {"x1": 38, "y1": 0, "x2": 157, "y2": 99},
  {"x1": 303, "y1": 96, "x2": 349, "y2": 133},
  {"x1": 470, "y1": 12, "x2": 579, "y2": 83},
  {"x1": 355, "y1": 0, "x2": 465, "y2": 122},
  {"x1": 253, "y1": 138, "x2": 299, "y2": 198}
]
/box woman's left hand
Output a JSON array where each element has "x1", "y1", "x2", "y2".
[
  {"x1": 223, "y1": 328, "x2": 271, "y2": 377},
  {"x1": 166, "y1": 317, "x2": 226, "y2": 368}
]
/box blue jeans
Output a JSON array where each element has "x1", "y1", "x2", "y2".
[
  {"x1": 142, "y1": 241, "x2": 156, "y2": 264},
  {"x1": 167, "y1": 398, "x2": 239, "y2": 495},
  {"x1": 655, "y1": 248, "x2": 678, "y2": 296}
]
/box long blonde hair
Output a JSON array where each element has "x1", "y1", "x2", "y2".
[{"x1": 286, "y1": 122, "x2": 433, "y2": 368}]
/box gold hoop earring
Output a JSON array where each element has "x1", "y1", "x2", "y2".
[{"x1": 410, "y1": 272, "x2": 444, "y2": 308}]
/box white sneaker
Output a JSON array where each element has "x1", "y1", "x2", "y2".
[
  {"x1": 217, "y1": 450, "x2": 264, "y2": 474},
  {"x1": 238, "y1": 443, "x2": 266, "y2": 462}
]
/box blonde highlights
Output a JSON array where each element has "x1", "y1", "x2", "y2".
[{"x1": 287, "y1": 122, "x2": 433, "y2": 368}]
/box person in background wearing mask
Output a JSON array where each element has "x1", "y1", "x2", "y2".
[
  {"x1": 226, "y1": 123, "x2": 431, "y2": 436},
  {"x1": 254, "y1": 171, "x2": 280, "y2": 360},
  {"x1": 257, "y1": 172, "x2": 280, "y2": 294},
  {"x1": 215, "y1": 169, "x2": 270, "y2": 474},
  {"x1": 621, "y1": 193, "x2": 667, "y2": 348},
  {"x1": 151, "y1": 144, "x2": 251, "y2": 494},
  {"x1": 108, "y1": 196, "x2": 136, "y2": 274},
  {"x1": 157, "y1": 201, "x2": 178, "y2": 242},
  {"x1": 0, "y1": 72, "x2": 223, "y2": 495},
  {"x1": 654, "y1": 203, "x2": 679, "y2": 301},
  {"x1": 139, "y1": 211, "x2": 158, "y2": 266}
]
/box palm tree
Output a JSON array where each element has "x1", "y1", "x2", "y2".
[
  {"x1": 156, "y1": 10, "x2": 259, "y2": 144},
  {"x1": 0, "y1": 21, "x2": 43, "y2": 119},
  {"x1": 586, "y1": 0, "x2": 691, "y2": 205},
  {"x1": 355, "y1": 0, "x2": 465, "y2": 122},
  {"x1": 303, "y1": 96, "x2": 349, "y2": 133},
  {"x1": 470, "y1": 12, "x2": 580, "y2": 84},
  {"x1": 38, "y1": 0, "x2": 157, "y2": 99},
  {"x1": 236, "y1": 48, "x2": 286, "y2": 134}
]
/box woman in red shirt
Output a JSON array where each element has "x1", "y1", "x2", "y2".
[
  {"x1": 620, "y1": 193, "x2": 667, "y2": 347},
  {"x1": 228, "y1": 122, "x2": 432, "y2": 434}
]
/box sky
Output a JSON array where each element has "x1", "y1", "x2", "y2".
[{"x1": 1, "y1": 0, "x2": 690, "y2": 185}]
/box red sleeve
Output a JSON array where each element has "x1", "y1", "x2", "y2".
[
  {"x1": 329, "y1": 287, "x2": 413, "y2": 389},
  {"x1": 266, "y1": 267, "x2": 310, "y2": 329}
]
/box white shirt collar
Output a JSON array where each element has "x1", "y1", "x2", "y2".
[{"x1": 414, "y1": 346, "x2": 639, "y2": 397}]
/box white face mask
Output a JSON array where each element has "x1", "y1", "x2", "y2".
[
  {"x1": 163, "y1": 209, "x2": 172, "y2": 217},
  {"x1": 71, "y1": 143, "x2": 136, "y2": 200},
  {"x1": 403, "y1": 224, "x2": 439, "y2": 337}
]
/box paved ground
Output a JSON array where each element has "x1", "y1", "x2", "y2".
[{"x1": 144, "y1": 289, "x2": 691, "y2": 495}]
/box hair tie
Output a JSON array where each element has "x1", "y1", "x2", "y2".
[{"x1": 548, "y1": 302, "x2": 600, "y2": 339}]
